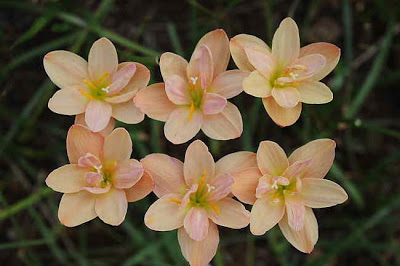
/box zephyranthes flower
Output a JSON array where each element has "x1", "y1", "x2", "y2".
[
  {"x1": 142, "y1": 140, "x2": 250, "y2": 266},
  {"x1": 230, "y1": 17, "x2": 340, "y2": 127},
  {"x1": 46, "y1": 125, "x2": 154, "y2": 226},
  {"x1": 44, "y1": 38, "x2": 150, "y2": 132},
  {"x1": 135, "y1": 29, "x2": 249, "y2": 144},
  {"x1": 223, "y1": 139, "x2": 348, "y2": 253}
]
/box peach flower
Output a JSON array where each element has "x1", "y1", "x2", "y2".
[
  {"x1": 44, "y1": 38, "x2": 150, "y2": 132},
  {"x1": 135, "y1": 29, "x2": 249, "y2": 144},
  {"x1": 221, "y1": 139, "x2": 348, "y2": 253},
  {"x1": 45, "y1": 125, "x2": 154, "y2": 226},
  {"x1": 142, "y1": 140, "x2": 249, "y2": 266},
  {"x1": 230, "y1": 18, "x2": 340, "y2": 127}
]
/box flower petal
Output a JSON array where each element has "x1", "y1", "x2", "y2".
[
  {"x1": 195, "y1": 29, "x2": 230, "y2": 76},
  {"x1": 207, "y1": 173, "x2": 234, "y2": 202},
  {"x1": 108, "y1": 63, "x2": 136, "y2": 95},
  {"x1": 288, "y1": 139, "x2": 336, "y2": 179},
  {"x1": 243, "y1": 71, "x2": 272, "y2": 98},
  {"x1": 178, "y1": 221, "x2": 219, "y2": 266},
  {"x1": 282, "y1": 158, "x2": 313, "y2": 178},
  {"x1": 164, "y1": 107, "x2": 203, "y2": 144},
  {"x1": 48, "y1": 89, "x2": 88, "y2": 115},
  {"x1": 271, "y1": 87, "x2": 300, "y2": 108},
  {"x1": 257, "y1": 141, "x2": 288, "y2": 176},
  {"x1": 244, "y1": 46, "x2": 275, "y2": 78},
  {"x1": 141, "y1": 154, "x2": 185, "y2": 197},
  {"x1": 201, "y1": 101, "x2": 243, "y2": 140},
  {"x1": 66, "y1": 125, "x2": 104, "y2": 164},
  {"x1": 105, "y1": 90, "x2": 136, "y2": 104},
  {"x1": 202, "y1": 93, "x2": 227, "y2": 115},
  {"x1": 230, "y1": 34, "x2": 270, "y2": 72},
  {"x1": 278, "y1": 207, "x2": 318, "y2": 253},
  {"x1": 46, "y1": 164, "x2": 86, "y2": 193},
  {"x1": 184, "y1": 207, "x2": 209, "y2": 241},
  {"x1": 187, "y1": 45, "x2": 214, "y2": 89},
  {"x1": 285, "y1": 199, "x2": 305, "y2": 231},
  {"x1": 118, "y1": 62, "x2": 150, "y2": 92},
  {"x1": 82, "y1": 183, "x2": 111, "y2": 194},
  {"x1": 165, "y1": 75, "x2": 190, "y2": 104},
  {"x1": 95, "y1": 188, "x2": 127, "y2": 226},
  {"x1": 299, "y1": 42, "x2": 341, "y2": 81},
  {"x1": 88, "y1": 37, "x2": 118, "y2": 80},
  {"x1": 75, "y1": 114, "x2": 115, "y2": 137},
  {"x1": 144, "y1": 193, "x2": 186, "y2": 231},
  {"x1": 160, "y1": 52, "x2": 188, "y2": 81},
  {"x1": 262, "y1": 97, "x2": 302, "y2": 127},
  {"x1": 301, "y1": 178, "x2": 348, "y2": 208},
  {"x1": 113, "y1": 159, "x2": 144, "y2": 189},
  {"x1": 85, "y1": 100, "x2": 112, "y2": 132},
  {"x1": 208, "y1": 70, "x2": 249, "y2": 99},
  {"x1": 43, "y1": 50, "x2": 88, "y2": 90},
  {"x1": 250, "y1": 197, "x2": 285, "y2": 235},
  {"x1": 103, "y1": 127, "x2": 132, "y2": 162},
  {"x1": 296, "y1": 81, "x2": 333, "y2": 104},
  {"x1": 134, "y1": 83, "x2": 176, "y2": 122},
  {"x1": 272, "y1": 17, "x2": 300, "y2": 67},
  {"x1": 125, "y1": 171, "x2": 154, "y2": 202},
  {"x1": 231, "y1": 167, "x2": 262, "y2": 205},
  {"x1": 112, "y1": 100, "x2": 145, "y2": 124},
  {"x1": 184, "y1": 140, "x2": 215, "y2": 186},
  {"x1": 291, "y1": 54, "x2": 326, "y2": 79},
  {"x1": 209, "y1": 198, "x2": 250, "y2": 229},
  {"x1": 215, "y1": 151, "x2": 257, "y2": 176},
  {"x1": 58, "y1": 191, "x2": 96, "y2": 227}
]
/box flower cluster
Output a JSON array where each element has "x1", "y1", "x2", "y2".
[{"x1": 44, "y1": 17, "x2": 347, "y2": 266}]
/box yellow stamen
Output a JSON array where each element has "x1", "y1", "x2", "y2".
[
  {"x1": 84, "y1": 80, "x2": 97, "y2": 89},
  {"x1": 199, "y1": 169, "x2": 207, "y2": 185},
  {"x1": 168, "y1": 198, "x2": 182, "y2": 204},
  {"x1": 96, "y1": 72, "x2": 109, "y2": 83},
  {"x1": 209, "y1": 202, "x2": 220, "y2": 215},
  {"x1": 187, "y1": 101, "x2": 195, "y2": 122},
  {"x1": 78, "y1": 88, "x2": 96, "y2": 100}
]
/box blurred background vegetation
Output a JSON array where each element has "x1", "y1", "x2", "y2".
[{"x1": 0, "y1": 0, "x2": 399, "y2": 265}]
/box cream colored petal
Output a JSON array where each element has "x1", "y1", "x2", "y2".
[
  {"x1": 95, "y1": 188, "x2": 127, "y2": 226},
  {"x1": 74, "y1": 114, "x2": 115, "y2": 137},
  {"x1": 215, "y1": 151, "x2": 257, "y2": 176},
  {"x1": 208, "y1": 70, "x2": 249, "y2": 99},
  {"x1": 112, "y1": 100, "x2": 145, "y2": 124},
  {"x1": 250, "y1": 197, "x2": 285, "y2": 235},
  {"x1": 195, "y1": 29, "x2": 230, "y2": 76},
  {"x1": 108, "y1": 63, "x2": 136, "y2": 95},
  {"x1": 202, "y1": 93, "x2": 227, "y2": 115},
  {"x1": 262, "y1": 97, "x2": 302, "y2": 127},
  {"x1": 144, "y1": 193, "x2": 186, "y2": 231},
  {"x1": 58, "y1": 191, "x2": 96, "y2": 227},
  {"x1": 207, "y1": 173, "x2": 234, "y2": 202},
  {"x1": 243, "y1": 71, "x2": 272, "y2": 98},
  {"x1": 85, "y1": 100, "x2": 112, "y2": 132},
  {"x1": 272, "y1": 17, "x2": 300, "y2": 67},
  {"x1": 184, "y1": 207, "x2": 209, "y2": 241},
  {"x1": 282, "y1": 158, "x2": 313, "y2": 179},
  {"x1": 187, "y1": 45, "x2": 214, "y2": 89},
  {"x1": 288, "y1": 139, "x2": 336, "y2": 179},
  {"x1": 46, "y1": 164, "x2": 86, "y2": 193},
  {"x1": 164, "y1": 107, "x2": 203, "y2": 144},
  {"x1": 48, "y1": 89, "x2": 88, "y2": 115},
  {"x1": 291, "y1": 54, "x2": 326, "y2": 79},
  {"x1": 134, "y1": 83, "x2": 176, "y2": 122},
  {"x1": 125, "y1": 171, "x2": 154, "y2": 202},
  {"x1": 271, "y1": 87, "x2": 300, "y2": 108},
  {"x1": 43, "y1": 50, "x2": 88, "y2": 89},
  {"x1": 113, "y1": 159, "x2": 144, "y2": 189},
  {"x1": 184, "y1": 140, "x2": 215, "y2": 186},
  {"x1": 201, "y1": 101, "x2": 243, "y2": 140},
  {"x1": 117, "y1": 62, "x2": 150, "y2": 92},
  {"x1": 159, "y1": 52, "x2": 188, "y2": 81},
  {"x1": 285, "y1": 199, "x2": 305, "y2": 231},
  {"x1": 105, "y1": 89, "x2": 136, "y2": 104},
  {"x1": 66, "y1": 125, "x2": 104, "y2": 164},
  {"x1": 230, "y1": 34, "x2": 270, "y2": 71},
  {"x1": 244, "y1": 46, "x2": 275, "y2": 78},
  {"x1": 210, "y1": 198, "x2": 250, "y2": 229},
  {"x1": 178, "y1": 221, "x2": 219, "y2": 266},
  {"x1": 103, "y1": 127, "x2": 132, "y2": 162},
  {"x1": 301, "y1": 178, "x2": 348, "y2": 208},
  {"x1": 299, "y1": 42, "x2": 341, "y2": 81},
  {"x1": 278, "y1": 207, "x2": 318, "y2": 253},
  {"x1": 257, "y1": 141, "x2": 289, "y2": 176},
  {"x1": 88, "y1": 37, "x2": 118, "y2": 80},
  {"x1": 165, "y1": 75, "x2": 190, "y2": 104},
  {"x1": 230, "y1": 167, "x2": 262, "y2": 205},
  {"x1": 141, "y1": 154, "x2": 185, "y2": 197},
  {"x1": 296, "y1": 81, "x2": 333, "y2": 104}
]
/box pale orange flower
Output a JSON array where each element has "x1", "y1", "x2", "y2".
[
  {"x1": 135, "y1": 29, "x2": 249, "y2": 144},
  {"x1": 45, "y1": 125, "x2": 154, "y2": 227},
  {"x1": 44, "y1": 38, "x2": 150, "y2": 132},
  {"x1": 230, "y1": 18, "x2": 340, "y2": 127},
  {"x1": 74, "y1": 113, "x2": 115, "y2": 136},
  {"x1": 222, "y1": 139, "x2": 348, "y2": 253},
  {"x1": 142, "y1": 140, "x2": 250, "y2": 266}
]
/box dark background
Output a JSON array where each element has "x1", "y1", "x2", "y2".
[{"x1": 0, "y1": 0, "x2": 400, "y2": 265}]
